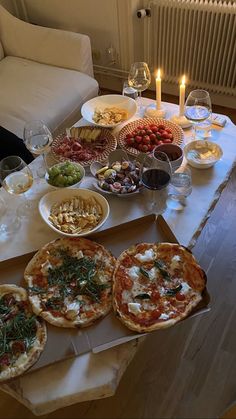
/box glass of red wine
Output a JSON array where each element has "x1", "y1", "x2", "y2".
[{"x1": 141, "y1": 151, "x2": 172, "y2": 214}]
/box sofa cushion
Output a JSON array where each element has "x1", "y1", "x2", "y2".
[
  {"x1": 0, "y1": 56, "x2": 98, "y2": 138},
  {"x1": 0, "y1": 41, "x2": 4, "y2": 60}
]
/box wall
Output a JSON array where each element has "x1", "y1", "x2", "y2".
[{"x1": 0, "y1": 0, "x2": 146, "y2": 92}]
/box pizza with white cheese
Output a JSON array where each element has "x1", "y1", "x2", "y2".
[
  {"x1": 113, "y1": 243, "x2": 206, "y2": 332},
  {"x1": 0, "y1": 284, "x2": 47, "y2": 383},
  {"x1": 24, "y1": 238, "x2": 116, "y2": 328}
]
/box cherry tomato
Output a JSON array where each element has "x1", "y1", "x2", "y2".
[
  {"x1": 126, "y1": 137, "x2": 135, "y2": 146},
  {"x1": 176, "y1": 293, "x2": 185, "y2": 301},
  {"x1": 135, "y1": 135, "x2": 143, "y2": 143},
  {"x1": 158, "y1": 124, "x2": 166, "y2": 130},
  {"x1": 142, "y1": 144, "x2": 149, "y2": 152},
  {"x1": 145, "y1": 129, "x2": 153, "y2": 136},
  {"x1": 149, "y1": 133, "x2": 157, "y2": 142},
  {"x1": 163, "y1": 138, "x2": 172, "y2": 143},
  {"x1": 126, "y1": 133, "x2": 134, "y2": 139}
]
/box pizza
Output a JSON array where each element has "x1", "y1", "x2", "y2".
[
  {"x1": 24, "y1": 237, "x2": 116, "y2": 328},
  {"x1": 113, "y1": 242, "x2": 207, "y2": 333},
  {"x1": 0, "y1": 284, "x2": 47, "y2": 383}
]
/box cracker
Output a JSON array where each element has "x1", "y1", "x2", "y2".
[{"x1": 49, "y1": 196, "x2": 103, "y2": 234}]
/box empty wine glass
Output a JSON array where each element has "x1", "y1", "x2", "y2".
[
  {"x1": 184, "y1": 90, "x2": 212, "y2": 140},
  {"x1": 0, "y1": 156, "x2": 34, "y2": 230},
  {"x1": 141, "y1": 151, "x2": 172, "y2": 214},
  {"x1": 23, "y1": 120, "x2": 53, "y2": 177},
  {"x1": 128, "y1": 62, "x2": 151, "y2": 114}
]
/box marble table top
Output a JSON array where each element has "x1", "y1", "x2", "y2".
[{"x1": 1, "y1": 99, "x2": 236, "y2": 415}]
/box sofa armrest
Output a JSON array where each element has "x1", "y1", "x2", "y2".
[{"x1": 0, "y1": 5, "x2": 94, "y2": 77}]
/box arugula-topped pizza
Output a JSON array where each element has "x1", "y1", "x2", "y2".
[
  {"x1": 113, "y1": 242, "x2": 207, "y2": 333},
  {"x1": 0, "y1": 284, "x2": 47, "y2": 383},
  {"x1": 24, "y1": 238, "x2": 116, "y2": 328}
]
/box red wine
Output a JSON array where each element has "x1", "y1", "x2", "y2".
[{"x1": 142, "y1": 169, "x2": 170, "y2": 190}]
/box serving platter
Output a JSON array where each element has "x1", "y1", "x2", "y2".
[
  {"x1": 51, "y1": 126, "x2": 117, "y2": 167},
  {"x1": 118, "y1": 117, "x2": 184, "y2": 157}
]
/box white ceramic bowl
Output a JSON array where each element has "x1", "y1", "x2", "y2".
[
  {"x1": 81, "y1": 94, "x2": 137, "y2": 128},
  {"x1": 184, "y1": 140, "x2": 223, "y2": 169},
  {"x1": 39, "y1": 188, "x2": 110, "y2": 237},
  {"x1": 45, "y1": 161, "x2": 85, "y2": 188}
]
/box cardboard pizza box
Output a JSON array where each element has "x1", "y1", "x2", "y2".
[{"x1": 0, "y1": 214, "x2": 210, "y2": 372}]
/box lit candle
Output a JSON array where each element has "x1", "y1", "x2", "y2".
[
  {"x1": 156, "y1": 69, "x2": 161, "y2": 111},
  {"x1": 179, "y1": 75, "x2": 186, "y2": 116}
]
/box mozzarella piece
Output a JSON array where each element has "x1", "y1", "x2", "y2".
[
  {"x1": 170, "y1": 255, "x2": 182, "y2": 270},
  {"x1": 128, "y1": 302, "x2": 142, "y2": 315},
  {"x1": 13, "y1": 353, "x2": 28, "y2": 367},
  {"x1": 180, "y1": 281, "x2": 192, "y2": 294},
  {"x1": 159, "y1": 313, "x2": 169, "y2": 320},
  {"x1": 65, "y1": 300, "x2": 81, "y2": 320},
  {"x1": 148, "y1": 267, "x2": 157, "y2": 281},
  {"x1": 127, "y1": 266, "x2": 140, "y2": 280},
  {"x1": 135, "y1": 249, "x2": 155, "y2": 262},
  {"x1": 122, "y1": 290, "x2": 131, "y2": 303},
  {"x1": 75, "y1": 250, "x2": 83, "y2": 259}
]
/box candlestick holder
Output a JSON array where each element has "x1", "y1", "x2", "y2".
[
  {"x1": 170, "y1": 114, "x2": 192, "y2": 128},
  {"x1": 145, "y1": 103, "x2": 167, "y2": 118}
]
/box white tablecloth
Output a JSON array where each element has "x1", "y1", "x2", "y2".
[{"x1": 0, "y1": 100, "x2": 236, "y2": 415}]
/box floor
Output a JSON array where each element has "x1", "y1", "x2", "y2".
[{"x1": 1, "y1": 95, "x2": 236, "y2": 419}]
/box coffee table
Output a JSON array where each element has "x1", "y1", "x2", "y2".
[{"x1": 0, "y1": 99, "x2": 235, "y2": 415}]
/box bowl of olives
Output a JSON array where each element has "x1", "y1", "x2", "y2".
[{"x1": 45, "y1": 161, "x2": 85, "y2": 188}]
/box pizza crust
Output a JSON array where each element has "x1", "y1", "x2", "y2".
[
  {"x1": 113, "y1": 242, "x2": 207, "y2": 333},
  {"x1": 0, "y1": 285, "x2": 47, "y2": 383}
]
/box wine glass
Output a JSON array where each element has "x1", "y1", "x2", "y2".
[
  {"x1": 0, "y1": 156, "x2": 34, "y2": 233},
  {"x1": 141, "y1": 151, "x2": 172, "y2": 214},
  {"x1": 128, "y1": 62, "x2": 151, "y2": 114},
  {"x1": 166, "y1": 166, "x2": 192, "y2": 211},
  {"x1": 23, "y1": 120, "x2": 53, "y2": 177},
  {"x1": 184, "y1": 90, "x2": 212, "y2": 140}
]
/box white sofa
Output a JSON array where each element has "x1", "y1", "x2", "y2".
[{"x1": 0, "y1": 5, "x2": 99, "y2": 139}]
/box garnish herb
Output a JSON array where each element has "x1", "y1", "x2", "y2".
[
  {"x1": 165, "y1": 284, "x2": 182, "y2": 296},
  {"x1": 135, "y1": 293, "x2": 151, "y2": 300},
  {"x1": 139, "y1": 267, "x2": 150, "y2": 279},
  {"x1": 155, "y1": 260, "x2": 171, "y2": 281},
  {"x1": 46, "y1": 249, "x2": 108, "y2": 303},
  {"x1": 0, "y1": 312, "x2": 37, "y2": 357}
]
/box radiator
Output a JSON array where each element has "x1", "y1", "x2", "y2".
[{"x1": 144, "y1": 0, "x2": 236, "y2": 96}]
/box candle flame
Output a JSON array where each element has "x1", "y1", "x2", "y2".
[
  {"x1": 181, "y1": 75, "x2": 186, "y2": 85},
  {"x1": 157, "y1": 69, "x2": 161, "y2": 79}
]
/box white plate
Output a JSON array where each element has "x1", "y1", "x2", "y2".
[
  {"x1": 39, "y1": 188, "x2": 110, "y2": 237},
  {"x1": 81, "y1": 94, "x2": 137, "y2": 128},
  {"x1": 184, "y1": 140, "x2": 223, "y2": 169}
]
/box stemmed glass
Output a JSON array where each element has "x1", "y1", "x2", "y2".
[
  {"x1": 184, "y1": 90, "x2": 212, "y2": 140},
  {"x1": 23, "y1": 120, "x2": 53, "y2": 177},
  {"x1": 141, "y1": 151, "x2": 172, "y2": 214},
  {"x1": 0, "y1": 156, "x2": 34, "y2": 234},
  {"x1": 128, "y1": 62, "x2": 151, "y2": 114}
]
